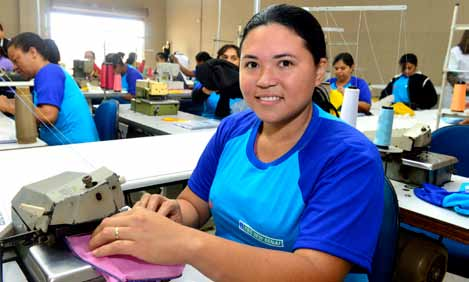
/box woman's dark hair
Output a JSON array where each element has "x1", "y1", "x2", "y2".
[
  {"x1": 195, "y1": 51, "x2": 212, "y2": 63},
  {"x1": 217, "y1": 44, "x2": 240, "y2": 59},
  {"x1": 156, "y1": 52, "x2": 168, "y2": 62},
  {"x1": 104, "y1": 53, "x2": 114, "y2": 63},
  {"x1": 0, "y1": 23, "x2": 3, "y2": 32},
  {"x1": 399, "y1": 53, "x2": 417, "y2": 68},
  {"x1": 333, "y1": 52, "x2": 354, "y2": 67},
  {"x1": 111, "y1": 53, "x2": 124, "y2": 67},
  {"x1": 240, "y1": 4, "x2": 326, "y2": 65},
  {"x1": 117, "y1": 52, "x2": 125, "y2": 59},
  {"x1": 126, "y1": 52, "x2": 137, "y2": 65},
  {"x1": 8, "y1": 32, "x2": 47, "y2": 58},
  {"x1": 458, "y1": 30, "x2": 469, "y2": 54},
  {"x1": 43, "y1": 38, "x2": 60, "y2": 64}
]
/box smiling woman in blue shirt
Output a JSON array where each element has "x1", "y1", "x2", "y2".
[{"x1": 89, "y1": 5, "x2": 383, "y2": 281}]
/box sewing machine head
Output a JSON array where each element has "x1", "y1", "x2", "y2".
[
  {"x1": 378, "y1": 124, "x2": 458, "y2": 186},
  {"x1": 11, "y1": 167, "x2": 125, "y2": 243},
  {"x1": 395, "y1": 123, "x2": 432, "y2": 152},
  {"x1": 73, "y1": 60, "x2": 93, "y2": 79}
]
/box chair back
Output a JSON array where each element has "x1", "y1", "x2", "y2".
[
  {"x1": 368, "y1": 177, "x2": 400, "y2": 282},
  {"x1": 94, "y1": 99, "x2": 119, "y2": 141},
  {"x1": 430, "y1": 125, "x2": 469, "y2": 177}
]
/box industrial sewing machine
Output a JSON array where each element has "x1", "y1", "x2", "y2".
[
  {"x1": 131, "y1": 79, "x2": 180, "y2": 116},
  {"x1": 1, "y1": 167, "x2": 125, "y2": 281},
  {"x1": 73, "y1": 59, "x2": 98, "y2": 88},
  {"x1": 375, "y1": 124, "x2": 458, "y2": 186}
]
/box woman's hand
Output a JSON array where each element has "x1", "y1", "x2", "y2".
[
  {"x1": 337, "y1": 86, "x2": 344, "y2": 94},
  {"x1": 134, "y1": 193, "x2": 183, "y2": 223},
  {"x1": 89, "y1": 207, "x2": 199, "y2": 265},
  {"x1": 0, "y1": 96, "x2": 14, "y2": 114}
]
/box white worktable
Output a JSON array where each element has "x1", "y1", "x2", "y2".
[
  {"x1": 0, "y1": 111, "x2": 46, "y2": 151},
  {"x1": 356, "y1": 109, "x2": 451, "y2": 133},
  {"x1": 119, "y1": 104, "x2": 219, "y2": 135}
]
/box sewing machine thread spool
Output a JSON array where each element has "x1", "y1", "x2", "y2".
[
  {"x1": 102, "y1": 64, "x2": 115, "y2": 90},
  {"x1": 450, "y1": 81, "x2": 466, "y2": 112},
  {"x1": 341, "y1": 86, "x2": 360, "y2": 127},
  {"x1": 113, "y1": 74, "x2": 122, "y2": 92},
  {"x1": 100, "y1": 63, "x2": 107, "y2": 89},
  {"x1": 15, "y1": 87, "x2": 38, "y2": 144},
  {"x1": 374, "y1": 106, "x2": 394, "y2": 148}
]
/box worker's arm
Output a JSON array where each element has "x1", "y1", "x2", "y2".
[
  {"x1": 0, "y1": 96, "x2": 58, "y2": 124},
  {"x1": 358, "y1": 101, "x2": 371, "y2": 113},
  {"x1": 171, "y1": 55, "x2": 195, "y2": 77}
]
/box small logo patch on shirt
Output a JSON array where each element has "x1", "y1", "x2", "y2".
[{"x1": 238, "y1": 220, "x2": 284, "y2": 248}]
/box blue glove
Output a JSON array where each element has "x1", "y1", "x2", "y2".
[
  {"x1": 442, "y1": 183, "x2": 469, "y2": 216},
  {"x1": 414, "y1": 183, "x2": 452, "y2": 206}
]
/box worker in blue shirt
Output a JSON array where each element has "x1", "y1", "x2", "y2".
[
  {"x1": 111, "y1": 53, "x2": 143, "y2": 104},
  {"x1": 90, "y1": 4, "x2": 383, "y2": 281},
  {"x1": 0, "y1": 32, "x2": 98, "y2": 145}
]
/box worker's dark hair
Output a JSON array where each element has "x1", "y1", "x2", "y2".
[
  {"x1": 8, "y1": 32, "x2": 47, "y2": 59},
  {"x1": 333, "y1": 52, "x2": 354, "y2": 67},
  {"x1": 43, "y1": 38, "x2": 61, "y2": 64},
  {"x1": 195, "y1": 51, "x2": 212, "y2": 63},
  {"x1": 399, "y1": 53, "x2": 418, "y2": 68},
  {"x1": 111, "y1": 53, "x2": 124, "y2": 67},
  {"x1": 126, "y1": 52, "x2": 137, "y2": 65},
  {"x1": 0, "y1": 23, "x2": 3, "y2": 31},
  {"x1": 217, "y1": 44, "x2": 240, "y2": 59},
  {"x1": 156, "y1": 52, "x2": 168, "y2": 62},
  {"x1": 240, "y1": 4, "x2": 326, "y2": 65}
]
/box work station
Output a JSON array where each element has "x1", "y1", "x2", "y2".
[{"x1": 0, "y1": 1, "x2": 469, "y2": 281}]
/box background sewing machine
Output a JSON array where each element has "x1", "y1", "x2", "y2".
[
  {"x1": 365, "y1": 124, "x2": 458, "y2": 186},
  {"x1": 73, "y1": 59, "x2": 99, "y2": 88},
  {"x1": 155, "y1": 63, "x2": 185, "y2": 90},
  {"x1": 131, "y1": 79, "x2": 180, "y2": 116},
  {"x1": 1, "y1": 167, "x2": 125, "y2": 281}
]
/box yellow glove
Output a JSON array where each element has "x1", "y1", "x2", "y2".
[{"x1": 393, "y1": 102, "x2": 415, "y2": 116}]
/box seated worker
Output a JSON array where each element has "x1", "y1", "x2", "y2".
[
  {"x1": 327, "y1": 52, "x2": 372, "y2": 113},
  {"x1": 84, "y1": 50, "x2": 101, "y2": 79},
  {"x1": 172, "y1": 51, "x2": 213, "y2": 115},
  {"x1": 0, "y1": 32, "x2": 98, "y2": 145},
  {"x1": 196, "y1": 45, "x2": 244, "y2": 118},
  {"x1": 111, "y1": 53, "x2": 143, "y2": 104},
  {"x1": 380, "y1": 53, "x2": 437, "y2": 110},
  {"x1": 89, "y1": 5, "x2": 383, "y2": 281}
]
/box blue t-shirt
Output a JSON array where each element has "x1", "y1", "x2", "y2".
[
  {"x1": 34, "y1": 64, "x2": 99, "y2": 145},
  {"x1": 392, "y1": 75, "x2": 410, "y2": 104},
  {"x1": 189, "y1": 104, "x2": 384, "y2": 273},
  {"x1": 329, "y1": 76, "x2": 372, "y2": 104},
  {"x1": 202, "y1": 92, "x2": 243, "y2": 119},
  {"x1": 124, "y1": 64, "x2": 143, "y2": 95}
]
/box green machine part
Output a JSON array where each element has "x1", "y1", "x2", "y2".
[{"x1": 131, "y1": 98, "x2": 179, "y2": 116}]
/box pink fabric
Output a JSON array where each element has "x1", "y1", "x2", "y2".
[{"x1": 66, "y1": 234, "x2": 184, "y2": 282}]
